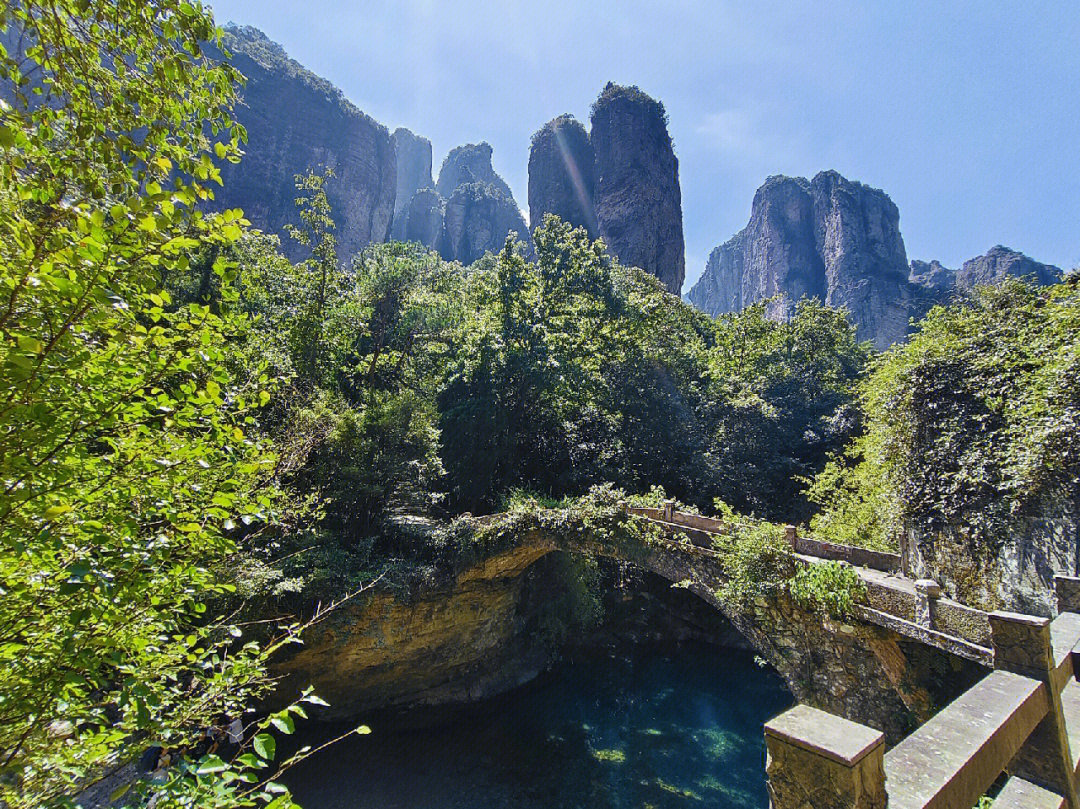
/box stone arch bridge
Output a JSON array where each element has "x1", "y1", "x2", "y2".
[{"x1": 276, "y1": 501, "x2": 997, "y2": 742}]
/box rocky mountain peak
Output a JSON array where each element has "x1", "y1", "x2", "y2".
[
  {"x1": 207, "y1": 26, "x2": 395, "y2": 262},
  {"x1": 955, "y1": 245, "x2": 1062, "y2": 290},
  {"x1": 436, "y1": 142, "x2": 514, "y2": 202},
  {"x1": 586, "y1": 83, "x2": 685, "y2": 294},
  {"x1": 688, "y1": 171, "x2": 913, "y2": 348},
  {"x1": 391, "y1": 128, "x2": 433, "y2": 240},
  {"x1": 527, "y1": 115, "x2": 597, "y2": 238},
  {"x1": 908, "y1": 259, "x2": 954, "y2": 291}
]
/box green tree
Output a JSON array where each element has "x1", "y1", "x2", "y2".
[{"x1": 0, "y1": 2, "x2": 311, "y2": 805}]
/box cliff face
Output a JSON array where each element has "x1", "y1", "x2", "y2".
[
  {"x1": 527, "y1": 115, "x2": 597, "y2": 238},
  {"x1": 439, "y1": 182, "x2": 532, "y2": 264},
  {"x1": 690, "y1": 171, "x2": 1066, "y2": 348},
  {"x1": 210, "y1": 26, "x2": 395, "y2": 262},
  {"x1": 403, "y1": 188, "x2": 445, "y2": 249},
  {"x1": 955, "y1": 245, "x2": 1062, "y2": 290},
  {"x1": 688, "y1": 172, "x2": 916, "y2": 349},
  {"x1": 811, "y1": 171, "x2": 914, "y2": 348},
  {"x1": 390, "y1": 128, "x2": 433, "y2": 240},
  {"x1": 908, "y1": 259, "x2": 954, "y2": 293},
  {"x1": 590, "y1": 83, "x2": 685, "y2": 295},
  {"x1": 436, "y1": 142, "x2": 514, "y2": 202},
  {"x1": 389, "y1": 141, "x2": 534, "y2": 263}
]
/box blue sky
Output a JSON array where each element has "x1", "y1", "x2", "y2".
[{"x1": 207, "y1": 0, "x2": 1079, "y2": 288}]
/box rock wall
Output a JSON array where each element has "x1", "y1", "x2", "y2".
[
  {"x1": 389, "y1": 141, "x2": 533, "y2": 262},
  {"x1": 390, "y1": 128, "x2": 433, "y2": 240},
  {"x1": 526, "y1": 87, "x2": 686, "y2": 294},
  {"x1": 209, "y1": 26, "x2": 395, "y2": 262},
  {"x1": 436, "y1": 142, "x2": 514, "y2": 202},
  {"x1": 272, "y1": 543, "x2": 558, "y2": 717},
  {"x1": 688, "y1": 172, "x2": 915, "y2": 349},
  {"x1": 902, "y1": 516, "x2": 1078, "y2": 617},
  {"x1": 439, "y1": 182, "x2": 532, "y2": 264},
  {"x1": 590, "y1": 84, "x2": 685, "y2": 295},
  {"x1": 527, "y1": 115, "x2": 597, "y2": 238},
  {"x1": 955, "y1": 245, "x2": 1062, "y2": 291},
  {"x1": 689, "y1": 172, "x2": 1065, "y2": 348},
  {"x1": 403, "y1": 188, "x2": 445, "y2": 249}
]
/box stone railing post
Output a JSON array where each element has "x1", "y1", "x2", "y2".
[
  {"x1": 662, "y1": 499, "x2": 675, "y2": 522},
  {"x1": 914, "y1": 579, "x2": 941, "y2": 630},
  {"x1": 785, "y1": 524, "x2": 798, "y2": 551},
  {"x1": 990, "y1": 611, "x2": 1079, "y2": 807},
  {"x1": 1055, "y1": 575, "x2": 1080, "y2": 614},
  {"x1": 764, "y1": 704, "x2": 886, "y2": 809}
]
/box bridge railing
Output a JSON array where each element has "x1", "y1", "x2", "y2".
[
  {"x1": 764, "y1": 575, "x2": 1080, "y2": 809},
  {"x1": 626, "y1": 503, "x2": 996, "y2": 661}
]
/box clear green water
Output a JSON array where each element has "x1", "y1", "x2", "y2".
[{"x1": 284, "y1": 640, "x2": 792, "y2": 809}]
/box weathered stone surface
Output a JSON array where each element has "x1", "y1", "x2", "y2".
[
  {"x1": 429, "y1": 143, "x2": 533, "y2": 261},
  {"x1": 884, "y1": 670, "x2": 1049, "y2": 809},
  {"x1": 402, "y1": 188, "x2": 444, "y2": 249},
  {"x1": 908, "y1": 258, "x2": 955, "y2": 294},
  {"x1": 955, "y1": 245, "x2": 1062, "y2": 290},
  {"x1": 271, "y1": 542, "x2": 558, "y2": 717},
  {"x1": 208, "y1": 26, "x2": 396, "y2": 262},
  {"x1": 765, "y1": 705, "x2": 886, "y2": 809},
  {"x1": 590, "y1": 83, "x2": 685, "y2": 294},
  {"x1": 435, "y1": 142, "x2": 514, "y2": 201},
  {"x1": 438, "y1": 181, "x2": 532, "y2": 264},
  {"x1": 903, "y1": 516, "x2": 1078, "y2": 616},
  {"x1": 990, "y1": 611, "x2": 1053, "y2": 677},
  {"x1": 688, "y1": 172, "x2": 916, "y2": 349},
  {"x1": 527, "y1": 114, "x2": 597, "y2": 238},
  {"x1": 390, "y1": 127, "x2": 433, "y2": 240}
]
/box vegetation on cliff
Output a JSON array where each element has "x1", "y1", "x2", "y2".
[{"x1": 808, "y1": 278, "x2": 1080, "y2": 607}]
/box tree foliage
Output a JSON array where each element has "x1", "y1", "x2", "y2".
[
  {"x1": 0, "y1": 2, "x2": 315, "y2": 805},
  {"x1": 808, "y1": 279, "x2": 1080, "y2": 569}
]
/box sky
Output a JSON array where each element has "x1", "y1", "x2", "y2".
[{"x1": 207, "y1": 0, "x2": 1080, "y2": 289}]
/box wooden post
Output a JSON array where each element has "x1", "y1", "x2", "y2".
[{"x1": 764, "y1": 704, "x2": 886, "y2": 809}]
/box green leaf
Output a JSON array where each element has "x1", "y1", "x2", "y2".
[
  {"x1": 270, "y1": 714, "x2": 294, "y2": 735},
  {"x1": 196, "y1": 754, "x2": 227, "y2": 775},
  {"x1": 253, "y1": 733, "x2": 276, "y2": 761}
]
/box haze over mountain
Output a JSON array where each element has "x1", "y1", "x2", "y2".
[
  {"x1": 211, "y1": 23, "x2": 1066, "y2": 343},
  {"x1": 207, "y1": 0, "x2": 1080, "y2": 288}
]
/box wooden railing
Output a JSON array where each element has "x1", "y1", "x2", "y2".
[{"x1": 764, "y1": 575, "x2": 1080, "y2": 809}]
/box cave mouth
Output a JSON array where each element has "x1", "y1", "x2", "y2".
[{"x1": 281, "y1": 554, "x2": 793, "y2": 809}]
